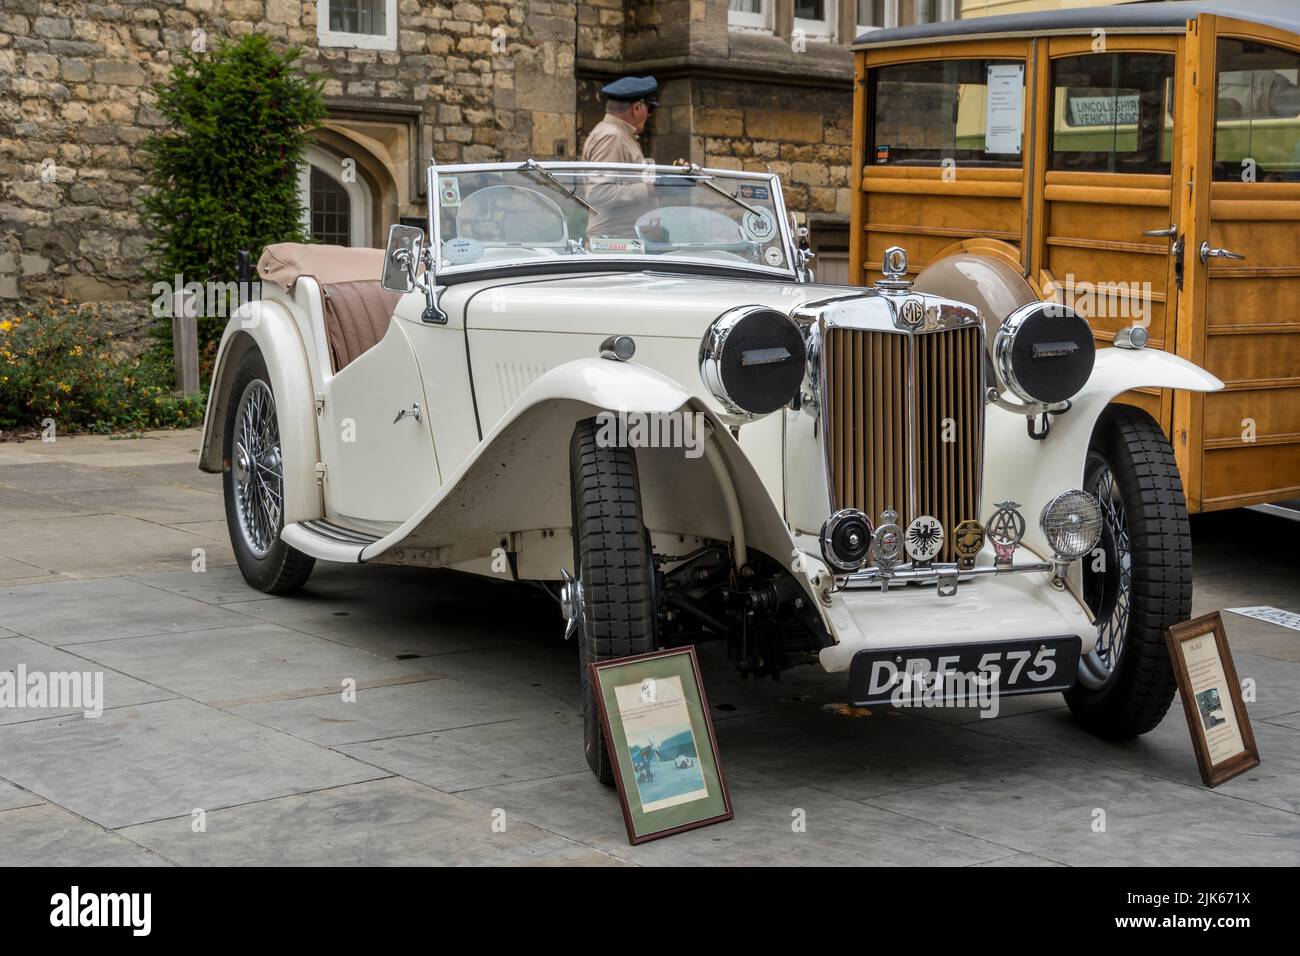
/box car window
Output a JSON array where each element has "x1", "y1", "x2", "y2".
[
  {"x1": 1049, "y1": 52, "x2": 1176, "y2": 174},
  {"x1": 1214, "y1": 39, "x2": 1300, "y2": 182},
  {"x1": 868, "y1": 59, "x2": 1027, "y2": 168}
]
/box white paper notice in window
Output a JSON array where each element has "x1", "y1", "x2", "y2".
[{"x1": 985, "y1": 64, "x2": 1025, "y2": 155}]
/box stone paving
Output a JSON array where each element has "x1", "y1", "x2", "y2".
[{"x1": 0, "y1": 429, "x2": 1297, "y2": 865}]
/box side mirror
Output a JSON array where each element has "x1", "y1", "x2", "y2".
[{"x1": 381, "y1": 223, "x2": 424, "y2": 293}]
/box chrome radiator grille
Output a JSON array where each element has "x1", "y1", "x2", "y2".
[{"x1": 824, "y1": 325, "x2": 983, "y2": 562}]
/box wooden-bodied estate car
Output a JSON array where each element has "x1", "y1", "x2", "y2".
[
  {"x1": 850, "y1": 0, "x2": 1300, "y2": 514},
  {"x1": 200, "y1": 160, "x2": 1221, "y2": 783}
]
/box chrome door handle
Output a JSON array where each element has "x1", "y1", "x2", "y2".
[
  {"x1": 1199, "y1": 242, "x2": 1245, "y2": 263},
  {"x1": 1143, "y1": 224, "x2": 1177, "y2": 238},
  {"x1": 393, "y1": 402, "x2": 421, "y2": 424}
]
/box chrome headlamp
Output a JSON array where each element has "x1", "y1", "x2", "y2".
[
  {"x1": 820, "y1": 509, "x2": 873, "y2": 575},
  {"x1": 700, "y1": 305, "x2": 807, "y2": 416},
  {"x1": 993, "y1": 302, "x2": 1095, "y2": 405},
  {"x1": 1040, "y1": 490, "x2": 1103, "y2": 567}
]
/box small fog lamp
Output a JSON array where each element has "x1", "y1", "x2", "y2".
[{"x1": 1039, "y1": 490, "x2": 1103, "y2": 574}]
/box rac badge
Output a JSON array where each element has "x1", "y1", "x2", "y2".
[{"x1": 873, "y1": 507, "x2": 903, "y2": 573}]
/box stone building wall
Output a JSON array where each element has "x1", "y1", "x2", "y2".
[
  {"x1": 1, "y1": 0, "x2": 857, "y2": 344},
  {"x1": 0, "y1": 0, "x2": 581, "y2": 340}
]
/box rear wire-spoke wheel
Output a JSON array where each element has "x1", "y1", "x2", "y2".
[
  {"x1": 222, "y1": 349, "x2": 314, "y2": 594},
  {"x1": 1067, "y1": 405, "x2": 1189, "y2": 738},
  {"x1": 569, "y1": 418, "x2": 658, "y2": 785}
]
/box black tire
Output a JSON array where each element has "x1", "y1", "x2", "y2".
[
  {"x1": 1066, "y1": 404, "x2": 1190, "y2": 738},
  {"x1": 222, "y1": 348, "x2": 315, "y2": 595},
  {"x1": 569, "y1": 418, "x2": 657, "y2": 785}
]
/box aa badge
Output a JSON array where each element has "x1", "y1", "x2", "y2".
[{"x1": 988, "y1": 501, "x2": 1026, "y2": 568}]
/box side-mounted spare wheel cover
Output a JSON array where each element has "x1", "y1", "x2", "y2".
[
  {"x1": 995, "y1": 302, "x2": 1096, "y2": 405},
  {"x1": 699, "y1": 305, "x2": 807, "y2": 416}
]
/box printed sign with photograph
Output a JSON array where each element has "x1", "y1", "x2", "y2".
[
  {"x1": 1166, "y1": 612, "x2": 1260, "y2": 788},
  {"x1": 591, "y1": 647, "x2": 732, "y2": 844}
]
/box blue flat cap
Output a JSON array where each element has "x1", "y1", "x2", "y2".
[{"x1": 600, "y1": 75, "x2": 658, "y2": 103}]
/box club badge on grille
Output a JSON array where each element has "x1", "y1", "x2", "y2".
[
  {"x1": 988, "y1": 501, "x2": 1026, "y2": 568},
  {"x1": 873, "y1": 507, "x2": 903, "y2": 573},
  {"x1": 952, "y1": 519, "x2": 985, "y2": 570},
  {"x1": 904, "y1": 515, "x2": 944, "y2": 564}
]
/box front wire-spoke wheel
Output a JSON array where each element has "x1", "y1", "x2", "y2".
[
  {"x1": 1066, "y1": 404, "x2": 1189, "y2": 739},
  {"x1": 569, "y1": 417, "x2": 658, "y2": 785},
  {"x1": 1078, "y1": 457, "x2": 1132, "y2": 688}
]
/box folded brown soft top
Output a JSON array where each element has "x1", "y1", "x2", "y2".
[{"x1": 257, "y1": 242, "x2": 385, "y2": 292}]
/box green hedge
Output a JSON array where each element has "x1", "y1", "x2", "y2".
[{"x1": 140, "y1": 33, "x2": 325, "y2": 352}]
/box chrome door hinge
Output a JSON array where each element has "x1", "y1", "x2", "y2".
[{"x1": 314, "y1": 462, "x2": 326, "y2": 485}]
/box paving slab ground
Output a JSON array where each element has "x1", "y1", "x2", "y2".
[{"x1": 0, "y1": 429, "x2": 1297, "y2": 866}]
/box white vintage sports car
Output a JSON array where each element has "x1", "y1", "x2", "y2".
[{"x1": 200, "y1": 161, "x2": 1222, "y2": 783}]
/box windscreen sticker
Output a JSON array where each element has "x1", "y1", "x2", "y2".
[
  {"x1": 738, "y1": 184, "x2": 770, "y2": 201},
  {"x1": 591, "y1": 237, "x2": 644, "y2": 254},
  {"x1": 875, "y1": 145, "x2": 890, "y2": 164},
  {"x1": 764, "y1": 246, "x2": 784, "y2": 267},
  {"x1": 743, "y1": 210, "x2": 778, "y2": 243},
  {"x1": 443, "y1": 236, "x2": 483, "y2": 265},
  {"x1": 438, "y1": 176, "x2": 461, "y2": 207}
]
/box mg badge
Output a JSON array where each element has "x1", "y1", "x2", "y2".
[
  {"x1": 873, "y1": 507, "x2": 903, "y2": 574},
  {"x1": 898, "y1": 297, "x2": 925, "y2": 328},
  {"x1": 952, "y1": 519, "x2": 985, "y2": 570},
  {"x1": 988, "y1": 500, "x2": 1026, "y2": 568},
  {"x1": 904, "y1": 515, "x2": 944, "y2": 565}
]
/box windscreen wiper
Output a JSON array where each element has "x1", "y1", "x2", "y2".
[
  {"x1": 519, "y1": 159, "x2": 598, "y2": 214},
  {"x1": 671, "y1": 162, "x2": 765, "y2": 218}
]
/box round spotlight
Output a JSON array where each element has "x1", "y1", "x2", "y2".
[
  {"x1": 820, "y1": 509, "x2": 874, "y2": 574},
  {"x1": 1040, "y1": 490, "x2": 1103, "y2": 562},
  {"x1": 994, "y1": 302, "x2": 1095, "y2": 405},
  {"x1": 700, "y1": 305, "x2": 807, "y2": 416}
]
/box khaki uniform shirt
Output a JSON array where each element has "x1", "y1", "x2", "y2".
[{"x1": 581, "y1": 114, "x2": 654, "y2": 239}]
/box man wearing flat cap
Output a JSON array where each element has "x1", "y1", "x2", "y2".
[{"x1": 581, "y1": 76, "x2": 660, "y2": 238}]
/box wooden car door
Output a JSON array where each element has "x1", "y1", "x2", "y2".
[
  {"x1": 1030, "y1": 34, "x2": 1186, "y2": 438},
  {"x1": 1175, "y1": 15, "x2": 1300, "y2": 512}
]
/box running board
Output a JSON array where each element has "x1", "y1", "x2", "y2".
[{"x1": 281, "y1": 519, "x2": 381, "y2": 563}]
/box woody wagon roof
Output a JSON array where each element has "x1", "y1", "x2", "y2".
[{"x1": 853, "y1": 0, "x2": 1300, "y2": 49}]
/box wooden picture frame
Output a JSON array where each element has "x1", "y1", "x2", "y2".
[
  {"x1": 1166, "y1": 612, "x2": 1260, "y2": 788},
  {"x1": 590, "y1": 646, "x2": 733, "y2": 845}
]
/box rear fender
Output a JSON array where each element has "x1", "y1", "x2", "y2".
[{"x1": 198, "y1": 300, "x2": 323, "y2": 525}]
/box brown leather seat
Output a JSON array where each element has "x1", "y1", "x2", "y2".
[{"x1": 320, "y1": 279, "x2": 402, "y2": 372}]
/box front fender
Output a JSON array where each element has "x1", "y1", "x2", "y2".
[
  {"x1": 360, "y1": 357, "x2": 809, "y2": 594},
  {"x1": 983, "y1": 347, "x2": 1223, "y2": 559},
  {"x1": 198, "y1": 300, "x2": 322, "y2": 525}
]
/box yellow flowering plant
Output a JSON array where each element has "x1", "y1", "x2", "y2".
[{"x1": 0, "y1": 301, "x2": 206, "y2": 433}]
